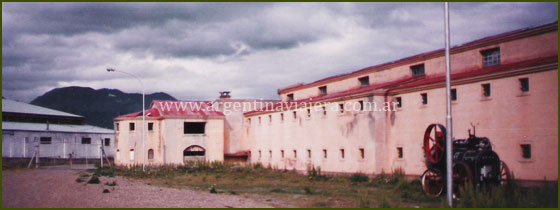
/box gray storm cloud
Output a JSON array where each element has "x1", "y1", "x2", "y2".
[{"x1": 2, "y1": 2, "x2": 558, "y2": 102}]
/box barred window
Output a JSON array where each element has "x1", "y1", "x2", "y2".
[{"x1": 481, "y1": 48, "x2": 500, "y2": 67}]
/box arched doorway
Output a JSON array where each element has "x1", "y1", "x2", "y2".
[{"x1": 183, "y1": 145, "x2": 206, "y2": 163}]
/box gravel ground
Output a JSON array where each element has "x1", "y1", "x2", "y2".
[{"x1": 2, "y1": 166, "x2": 272, "y2": 208}]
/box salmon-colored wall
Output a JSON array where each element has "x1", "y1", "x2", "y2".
[
  {"x1": 247, "y1": 28, "x2": 558, "y2": 180},
  {"x1": 114, "y1": 118, "x2": 224, "y2": 166},
  {"x1": 279, "y1": 31, "x2": 558, "y2": 101},
  {"x1": 386, "y1": 70, "x2": 558, "y2": 180}
]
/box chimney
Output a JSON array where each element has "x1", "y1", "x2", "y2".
[{"x1": 219, "y1": 91, "x2": 231, "y2": 99}]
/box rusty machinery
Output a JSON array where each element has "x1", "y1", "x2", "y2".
[{"x1": 420, "y1": 124, "x2": 511, "y2": 197}]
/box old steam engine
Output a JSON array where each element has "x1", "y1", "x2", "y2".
[{"x1": 421, "y1": 124, "x2": 511, "y2": 197}]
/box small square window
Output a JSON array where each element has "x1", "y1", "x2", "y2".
[
  {"x1": 421, "y1": 93, "x2": 428, "y2": 105},
  {"x1": 322, "y1": 106, "x2": 327, "y2": 116},
  {"x1": 340, "y1": 149, "x2": 345, "y2": 159},
  {"x1": 293, "y1": 111, "x2": 297, "y2": 119},
  {"x1": 104, "y1": 138, "x2": 111, "y2": 146},
  {"x1": 451, "y1": 89, "x2": 457, "y2": 101},
  {"x1": 40, "y1": 137, "x2": 52, "y2": 144},
  {"x1": 395, "y1": 97, "x2": 402, "y2": 108},
  {"x1": 148, "y1": 122, "x2": 154, "y2": 131},
  {"x1": 287, "y1": 94, "x2": 294, "y2": 101},
  {"x1": 519, "y1": 78, "x2": 529, "y2": 92},
  {"x1": 397, "y1": 147, "x2": 403, "y2": 159},
  {"x1": 280, "y1": 113, "x2": 284, "y2": 121},
  {"x1": 129, "y1": 122, "x2": 135, "y2": 131},
  {"x1": 482, "y1": 84, "x2": 491, "y2": 97},
  {"x1": 359, "y1": 148, "x2": 364, "y2": 159},
  {"x1": 148, "y1": 149, "x2": 154, "y2": 160},
  {"x1": 307, "y1": 109, "x2": 311, "y2": 118},
  {"x1": 115, "y1": 123, "x2": 119, "y2": 131},
  {"x1": 481, "y1": 48, "x2": 500, "y2": 67},
  {"x1": 184, "y1": 122, "x2": 206, "y2": 134},
  {"x1": 281, "y1": 150, "x2": 285, "y2": 158},
  {"x1": 81, "y1": 137, "x2": 91, "y2": 144},
  {"x1": 307, "y1": 149, "x2": 312, "y2": 159},
  {"x1": 293, "y1": 150, "x2": 297, "y2": 158},
  {"x1": 339, "y1": 104, "x2": 344, "y2": 113},
  {"x1": 323, "y1": 149, "x2": 327, "y2": 159},
  {"x1": 359, "y1": 76, "x2": 370, "y2": 87},
  {"x1": 411, "y1": 64, "x2": 425, "y2": 76},
  {"x1": 521, "y1": 144, "x2": 531, "y2": 159},
  {"x1": 319, "y1": 86, "x2": 327, "y2": 95}
]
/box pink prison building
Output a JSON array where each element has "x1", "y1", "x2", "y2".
[{"x1": 115, "y1": 22, "x2": 558, "y2": 181}]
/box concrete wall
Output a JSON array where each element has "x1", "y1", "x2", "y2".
[
  {"x1": 246, "y1": 29, "x2": 558, "y2": 180},
  {"x1": 114, "y1": 118, "x2": 224, "y2": 166},
  {"x1": 386, "y1": 70, "x2": 558, "y2": 180},
  {"x1": 1, "y1": 130, "x2": 115, "y2": 159},
  {"x1": 245, "y1": 97, "x2": 382, "y2": 173}
]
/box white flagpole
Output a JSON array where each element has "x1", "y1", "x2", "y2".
[{"x1": 444, "y1": 2, "x2": 454, "y2": 207}]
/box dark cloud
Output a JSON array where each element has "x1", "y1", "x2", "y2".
[{"x1": 2, "y1": 2, "x2": 558, "y2": 102}]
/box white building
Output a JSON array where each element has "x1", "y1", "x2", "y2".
[{"x1": 2, "y1": 99, "x2": 115, "y2": 159}]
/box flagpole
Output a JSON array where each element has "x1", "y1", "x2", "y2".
[{"x1": 444, "y1": 2, "x2": 454, "y2": 207}]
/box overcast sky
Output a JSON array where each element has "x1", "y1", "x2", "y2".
[{"x1": 2, "y1": 2, "x2": 558, "y2": 102}]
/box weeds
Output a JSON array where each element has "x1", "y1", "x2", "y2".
[
  {"x1": 87, "y1": 175, "x2": 100, "y2": 184},
  {"x1": 351, "y1": 173, "x2": 369, "y2": 183}
]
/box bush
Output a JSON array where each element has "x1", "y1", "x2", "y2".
[
  {"x1": 307, "y1": 166, "x2": 328, "y2": 182},
  {"x1": 456, "y1": 179, "x2": 558, "y2": 208},
  {"x1": 351, "y1": 173, "x2": 369, "y2": 183},
  {"x1": 87, "y1": 175, "x2": 100, "y2": 184}
]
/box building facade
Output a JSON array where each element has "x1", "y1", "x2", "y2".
[
  {"x1": 2, "y1": 99, "x2": 115, "y2": 159},
  {"x1": 113, "y1": 101, "x2": 225, "y2": 166},
  {"x1": 113, "y1": 23, "x2": 557, "y2": 181},
  {"x1": 244, "y1": 22, "x2": 558, "y2": 181}
]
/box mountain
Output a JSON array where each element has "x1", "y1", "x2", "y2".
[{"x1": 30, "y1": 86, "x2": 177, "y2": 129}]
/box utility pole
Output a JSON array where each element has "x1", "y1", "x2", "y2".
[{"x1": 444, "y1": 2, "x2": 454, "y2": 207}]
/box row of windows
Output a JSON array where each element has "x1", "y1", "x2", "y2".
[
  {"x1": 257, "y1": 148, "x2": 365, "y2": 160},
  {"x1": 39, "y1": 137, "x2": 111, "y2": 146},
  {"x1": 116, "y1": 122, "x2": 206, "y2": 134},
  {"x1": 394, "y1": 78, "x2": 530, "y2": 107},
  {"x1": 248, "y1": 101, "x2": 366, "y2": 125},
  {"x1": 255, "y1": 77, "x2": 530, "y2": 126},
  {"x1": 258, "y1": 143, "x2": 532, "y2": 162},
  {"x1": 285, "y1": 48, "x2": 502, "y2": 101}
]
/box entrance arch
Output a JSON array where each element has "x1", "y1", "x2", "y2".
[{"x1": 183, "y1": 145, "x2": 206, "y2": 162}]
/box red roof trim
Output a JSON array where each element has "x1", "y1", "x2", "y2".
[{"x1": 278, "y1": 22, "x2": 558, "y2": 94}]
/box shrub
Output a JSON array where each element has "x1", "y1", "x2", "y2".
[
  {"x1": 351, "y1": 173, "x2": 369, "y2": 183},
  {"x1": 87, "y1": 175, "x2": 100, "y2": 184}
]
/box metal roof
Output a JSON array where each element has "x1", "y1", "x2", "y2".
[
  {"x1": 2, "y1": 121, "x2": 113, "y2": 134},
  {"x1": 2, "y1": 99, "x2": 82, "y2": 118}
]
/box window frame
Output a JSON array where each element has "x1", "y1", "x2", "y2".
[
  {"x1": 410, "y1": 64, "x2": 425, "y2": 76},
  {"x1": 40, "y1": 137, "x2": 52, "y2": 144},
  {"x1": 481, "y1": 48, "x2": 501, "y2": 67},
  {"x1": 358, "y1": 76, "x2": 370, "y2": 87},
  {"x1": 183, "y1": 122, "x2": 206, "y2": 134}
]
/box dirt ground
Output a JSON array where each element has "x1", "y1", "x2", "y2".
[{"x1": 2, "y1": 166, "x2": 272, "y2": 208}]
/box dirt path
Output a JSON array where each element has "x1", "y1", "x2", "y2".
[{"x1": 2, "y1": 167, "x2": 272, "y2": 208}]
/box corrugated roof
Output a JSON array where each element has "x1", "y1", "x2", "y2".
[
  {"x1": 2, "y1": 121, "x2": 113, "y2": 134},
  {"x1": 2, "y1": 99, "x2": 82, "y2": 118}
]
